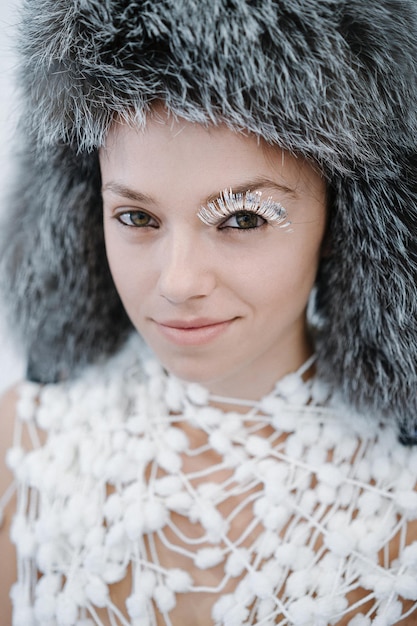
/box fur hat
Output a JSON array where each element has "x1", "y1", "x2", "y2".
[{"x1": 2, "y1": 0, "x2": 417, "y2": 442}]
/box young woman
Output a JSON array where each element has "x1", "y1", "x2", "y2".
[{"x1": 1, "y1": 1, "x2": 417, "y2": 624}]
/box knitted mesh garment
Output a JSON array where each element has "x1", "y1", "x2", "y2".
[{"x1": 5, "y1": 335, "x2": 417, "y2": 625}]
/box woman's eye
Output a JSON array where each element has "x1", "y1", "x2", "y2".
[
  {"x1": 220, "y1": 211, "x2": 266, "y2": 230},
  {"x1": 117, "y1": 211, "x2": 157, "y2": 228}
]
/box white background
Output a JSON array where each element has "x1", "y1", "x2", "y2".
[{"x1": 0, "y1": 0, "x2": 25, "y2": 393}]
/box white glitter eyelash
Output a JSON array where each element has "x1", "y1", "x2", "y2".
[{"x1": 197, "y1": 188, "x2": 292, "y2": 229}]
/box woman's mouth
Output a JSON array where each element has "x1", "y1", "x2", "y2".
[{"x1": 153, "y1": 318, "x2": 235, "y2": 346}]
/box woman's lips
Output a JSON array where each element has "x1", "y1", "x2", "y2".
[{"x1": 153, "y1": 318, "x2": 235, "y2": 346}]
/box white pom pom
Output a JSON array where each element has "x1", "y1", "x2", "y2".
[
  {"x1": 126, "y1": 593, "x2": 148, "y2": 619},
  {"x1": 105, "y1": 521, "x2": 126, "y2": 548},
  {"x1": 216, "y1": 406, "x2": 238, "y2": 429},
  {"x1": 395, "y1": 490, "x2": 417, "y2": 511},
  {"x1": 35, "y1": 574, "x2": 62, "y2": 597},
  {"x1": 103, "y1": 492, "x2": 123, "y2": 523},
  {"x1": 5, "y1": 446, "x2": 25, "y2": 471},
  {"x1": 197, "y1": 482, "x2": 221, "y2": 500},
  {"x1": 56, "y1": 592, "x2": 78, "y2": 625},
  {"x1": 400, "y1": 541, "x2": 417, "y2": 566},
  {"x1": 194, "y1": 547, "x2": 224, "y2": 569},
  {"x1": 139, "y1": 570, "x2": 157, "y2": 597},
  {"x1": 19, "y1": 381, "x2": 40, "y2": 400},
  {"x1": 103, "y1": 563, "x2": 126, "y2": 584},
  {"x1": 16, "y1": 528, "x2": 37, "y2": 558},
  {"x1": 271, "y1": 410, "x2": 294, "y2": 431},
  {"x1": 165, "y1": 568, "x2": 193, "y2": 593},
  {"x1": 259, "y1": 395, "x2": 286, "y2": 415},
  {"x1": 316, "y1": 483, "x2": 336, "y2": 505},
  {"x1": 264, "y1": 505, "x2": 290, "y2": 531},
  {"x1": 164, "y1": 377, "x2": 185, "y2": 412},
  {"x1": 105, "y1": 452, "x2": 131, "y2": 482},
  {"x1": 156, "y1": 448, "x2": 182, "y2": 473},
  {"x1": 148, "y1": 375, "x2": 164, "y2": 399},
  {"x1": 317, "y1": 464, "x2": 344, "y2": 488},
  {"x1": 223, "y1": 604, "x2": 250, "y2": 626},
  {"x1": 34, "y1": 594, "x2": 56, "y2": 621},
  {"x1": 233, "y1": 460, "x2": 256, "y2": 483},
  {"x1": 212, "y1": 594, "x2": 235, "y2": 622},
  {"x1": 144, "y1": 500, "x2": 168, "y2": 532},
  {"x1": 264, "y1": 481, "x2": 289, "y2": 506},
  {"x1": 246, "y1": 435, "x2": 271, "y2": 458},
  {"x1": 285, "y1": 570, "x2": 310, "y2": 599},
  {"x1": 130, "y1": 438, "x2": 156, "y2": 463},
  {"x1": 112, "y1": 430, "x2": 128, "y2": 451},
  {"x1": 255, "y1": 530, "x2": 280, "y2": 559},
  {"x1": 36, "y1": 406, "x2": 55, "y2": 430},
  {"x1": 126, "y1": 414, "x2": 148, "y2": 434},
  {"x1": 190, "y1": 405, "x2": 220, "y2": 427},
  {"x1": 371, "y1": 457, "x2": 392, "y2": 482},
  {"x1": 144, "y1": 357, "x2": 164, "y2": 377},
  {"x1": 124, "y1": 503, "x2": 145, "y2": 541},
  {"x1": 163, "y1": 427, "x2": 189, "y2": 452},
  {"x1": 199, "y1": 506, "x2": 228, "y2": 538},
  {"x1": 153, "y1": 584, "x2": 176, "y2": 613},
  {"x1": 165, "y1": 491, "x2": 193, "y2": 513},
  {"x1": 275, "y1": 373, "x2": 303, "y2": 396},
  {"x1": 225, "y1": 548, "x2": 251, "y2": 578},
  {"x1": 335, "y1": 435, "x2": 358, "y2": 460},
  {"x1": 396, "y1": 468, "x2": 415, "y2": 490},
  {"x1": 375, "y1": 599, "x2": 402, "y2": 623},
  {"x1": 298, "y1": 489, "x2": 317, "y2": 514},
  {"x1": 36, "y1": 541, "x2": 62, "y2": 573},
  {"x1": 35, "y1": 511, "x2": 62, "y2": 543},
  {"x1": 261, "y1": 559, "x2": 284, "y2": 587},
  {"x1": 316, "y1": 596, "x2": 347, "y2": 619},
  {"x1": 288, "y1": 596, "x2": 316, "y2": 624},
  {"x1": 324, "y1": 530, "x2": 354, "y2": 557},
  {"x1": 394, "y1": 573, "x2": 417, "y2": 600},
  {"x1": 84, "y1": 545, "x2": 105, "y2": 574},
  {"x1": 11, "y1": 606, "x2": 36, "y2": 626},
  {"x1": 357, "y1": 491, "x2": 382, "y2": 516},
  {"x1": 297, "y1": 422, "x2": 320, "y2": 445},
  {"x1": 253, "y1": 496, "x2": 271, "y2": 519},
  {"x1": 85, "y1": 576, "x2": 109, "y2": 608},
  {"x1": 249, "y1": 572, "x2": 274, "y2": 599},
  {"x1": 274, "y1": 543, "x2": 297, "y2": 566},
  {"x1": 209, "y1": 430, "x2": 232, "y2": 454},
  {"x1": 285, "y1": 434, "x2": 304, "y2": 459},
  {"x1": 257, "y1": 598, "x2": 276, "y2": 621},
  {"x1": 64, "y1": 574, "x2": 88, "y2": 608},
  {"x1": 355, "y1": 459, "x2": 371, "y2": 482},
  {"x1": 186, "y1": 383, "x2": 209, "y2": 405},
  {"x1": 154, "y1": 475, "x2": 183, "y2": 497},
  {"x1": 16, "y1": 396, "x2": 37, "y2": 422},
  {"x1": 85, "y1": 526, "x2": 105, "y2": 548},
  {"x1": 305, "y1": 445, "x2": 327, "y2": 467}
]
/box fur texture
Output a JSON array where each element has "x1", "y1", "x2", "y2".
[{"x1": 2, "y1": 0, "x2": 417, "y2": 440}]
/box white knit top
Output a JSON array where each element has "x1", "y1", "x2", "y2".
[{"x1": 5, "y1": 335, "x2": 417, "y2": 626}]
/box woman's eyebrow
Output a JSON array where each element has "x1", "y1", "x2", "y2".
[
  {"x1": 205, "y1": 177, "x2": 297, "y2": 204},
  {"x1": 102, "y1": 177, "x2": 296, "y2": 205},
  {"x1": 101, "y1": 182, "x2": 156, "y2": 204}
]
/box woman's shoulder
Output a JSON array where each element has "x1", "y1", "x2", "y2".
[
  {"x1": 0, "y1": 384, "x2": 19, "y2": 499},
  {"x1": 0, "y1": 384, "x2": 21, "y2": 626}
]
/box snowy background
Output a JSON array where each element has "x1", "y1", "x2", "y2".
[{"x1": 0, "y1": 0, "x2": 25, "y2": 393}]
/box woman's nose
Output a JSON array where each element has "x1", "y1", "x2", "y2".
[{"x1": 157, "y1": 231, "x2": 217, "y2": 304}]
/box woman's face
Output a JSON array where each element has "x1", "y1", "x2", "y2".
[{"x1": 100, "y1": 112, "x2": 327, "y2": 399}]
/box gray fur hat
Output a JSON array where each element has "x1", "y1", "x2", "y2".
[{"x1": 2, "y1": 0, "x2": 417, "y2": 442}]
